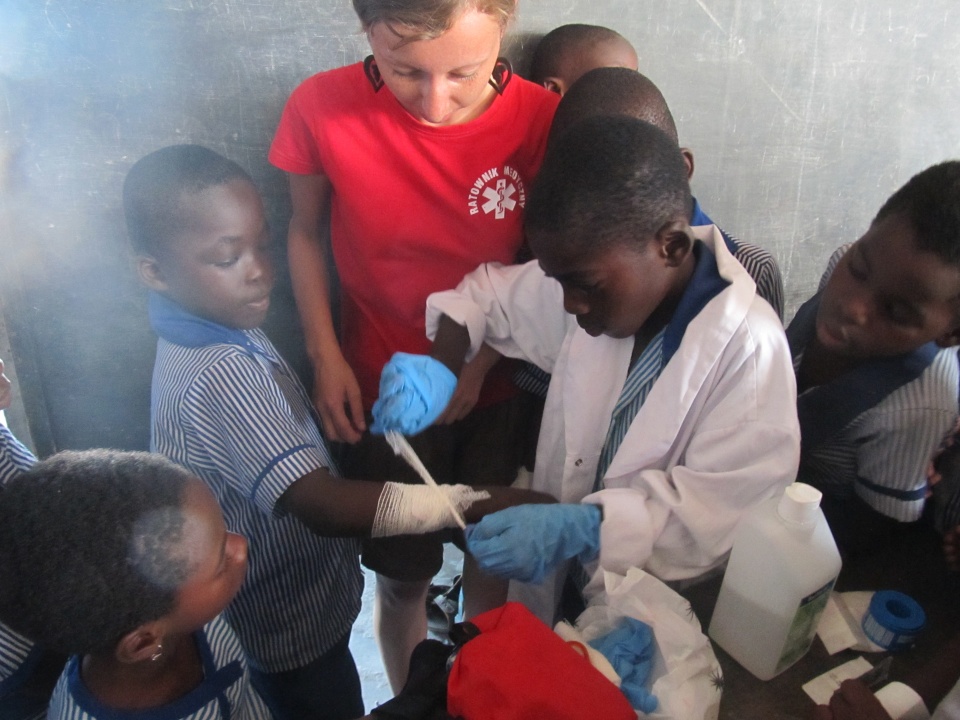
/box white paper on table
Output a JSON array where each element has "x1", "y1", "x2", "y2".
[
  {"x1": 816, "y1": 592, "x2": 886, "y2": 655},
  {"x1": 802, "y1": 657, "x2": 874, "y2": 705}
]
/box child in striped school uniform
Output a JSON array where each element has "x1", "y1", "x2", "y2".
[
  {"x1": 123, "y1": 144, "x2": 551, "y2": 719},
  {"x1": 0, "y1": 357, "x2": 51, "y2": 720},
  {"x1": 787, "y1": 161, "x2": 960, "y2": 556},
  {"x1": 0, "y1": 450, "x2": 270, "y2": 720}
]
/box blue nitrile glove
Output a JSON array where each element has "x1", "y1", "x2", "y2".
[
  {"x1": 589, "y1": 618, "x2": 659, "y2": 714},
  {"x1": 370, "y1": 352, "x2": 457, "y2": 435},
  {"x1": 464, "y1": 504, "x2": 601, "y2": 584}
]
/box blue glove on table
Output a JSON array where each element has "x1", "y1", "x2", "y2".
[
  {"x1": 371, "y1": 352, "x2": 457, "y2": 435},
  {"x1": 589, "y1": 618, "x2": 659, "y2": 713},
  {"x1": 464, "y1": 504, "x2": 601, "y2": 584}
]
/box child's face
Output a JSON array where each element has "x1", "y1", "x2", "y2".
[
  {"x1": 534, "y1": 234, "x2": 673, "y2": 339},
  {"x1": 817, "y1": 213, "x2": 960, "y2": 359},
  {"x1": 367, "y1": 9, "x2": 503, "y2": 126},
  {"x1": 166, "y1": 479, "x2": 248, "y2": 633},
  {"x1": 157, "y1": 178, "x2": 274, "y2": 329}
]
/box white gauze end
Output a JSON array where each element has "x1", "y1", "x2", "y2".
[{"x1": 371, "y1": 482, "x2": 490, "y2": 538}]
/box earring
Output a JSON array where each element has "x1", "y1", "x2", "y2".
[
  {"x1": 488, "y1": 57, "x2": 513, "y2": 95},
  {"x1": 150, "y1": 643, "x2": 163, "y2": 662},
  {"x1": 363, "y1": 55, "x2": 385, "y2": 92}
]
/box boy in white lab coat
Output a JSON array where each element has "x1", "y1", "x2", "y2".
[{"x1": 372, "y1": 116, "x2": 800, "y2": 621}]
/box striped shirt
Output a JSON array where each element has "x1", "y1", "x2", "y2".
[
  {"x1": 794, "y1": 347, "x2": 958, "y2": 520},
  {"x1": 790, "y1": 250, "x2": 960, "y2": 521},
  {"x1": 0, "y1": 422, "x2": 43, "y2": 716},
  {"x1": 0, "y1": 420, "x2": 35, "y2": 485},
  {"x1": 691, "y1": 198, "x2": 785, "y2": 321},
  {"x1": 47, "y1": 614, "x2": 271, "y2": 720},
  {"x1": 151, "y1": 330, "x2": 362, "y2": 672},
  {"x1": 596, "y1": 330, "x2": 666, "y2": 488}
]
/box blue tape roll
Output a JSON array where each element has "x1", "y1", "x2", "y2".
[{"x1": 861, "y1": 590, "x2": 926, "y2": 652}]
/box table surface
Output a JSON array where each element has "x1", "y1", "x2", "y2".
[{"x1": 681, "y1": 521, "x2": 960, "y2": 720}]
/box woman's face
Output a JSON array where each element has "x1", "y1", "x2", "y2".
[{"x1": 367, "y1": 8, "x2": 504, "y2": 126}]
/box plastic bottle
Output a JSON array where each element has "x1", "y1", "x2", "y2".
[{"x1": 708, "y1": 483, "x2": 841, "y2": 680}]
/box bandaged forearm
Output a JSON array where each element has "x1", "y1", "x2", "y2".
[{"x1": 371, "y1": 482, "x2": 491, "y2": 538}]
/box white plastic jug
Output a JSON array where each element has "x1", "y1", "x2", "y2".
[{"x1": 708, "y1": 483, "x2": 841, "y2": 680}]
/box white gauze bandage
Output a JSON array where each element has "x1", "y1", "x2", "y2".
[{"x1": 371, "y1": 482, "x2": 490, "y2": 538}]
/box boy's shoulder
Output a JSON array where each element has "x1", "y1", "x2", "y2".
[
  {"x1": 153, "y1": 330, "x2": 286, "y2": 395},
  {"x1": 908, "y1": 346, "x2": 960, "y2": 411}
]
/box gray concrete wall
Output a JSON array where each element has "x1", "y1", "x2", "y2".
[{"x1": 1, "y1": 0, "x2": 958, "y2": 450}]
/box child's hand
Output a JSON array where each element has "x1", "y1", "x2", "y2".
[
  {"x1": 0, "y1": 359, "x2": 11, "y2": 412},
  {"x1": 313, "y1": 351, "x2": 365, "y2": 443},
  {"x1": 465, "y1": 504, "x2": 601, "y2": 584},
  {"x1": 436, "y1": 344, "x2": 500, "y2": 424},
  {"x1": 371, "y1": 353, "x2": 456, "y2": 435},
  {"x1": 812, "y1": 680, "x2": 894, "y2": 720}
]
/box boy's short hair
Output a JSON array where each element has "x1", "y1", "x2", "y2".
[
  {"x1": 550, "y1": 66, "x2": 678, "y2": 144},
  {"x1": 0, "y1": 450, "x2": 193, "y2": 656},
  {"x1": 875, "y1": 161, "x2": 960, "y2": 265},
  {"x1": 123, "y1": 144, "x2": 251, "y2": 258},
  {"x1": 526, "y1": 115, "x2": 691, "y2": 254},
  {"x1": 529, "y1": 24, "x2": 632, "y2": 86}
]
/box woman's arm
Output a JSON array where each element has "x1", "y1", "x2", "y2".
[{"x1": 287, "y1": 172, "x2": 365, "y2": 443}]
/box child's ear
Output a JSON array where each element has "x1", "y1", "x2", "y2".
[
  {"x1": 115, "y1": 623, "x2": 165, "y2": 665},
  {"x1": 656, "y1": 220, "x2": 695, "y2": 267},
  {"x1": 137, "y1": 255, "x2": 168, "y2": 293},
  {"x1": 541, "y1": 78, "x2": 564, "y2": 95},
  {"x1": 680, "y1": 148, "x2": 695, "y2": 180}
]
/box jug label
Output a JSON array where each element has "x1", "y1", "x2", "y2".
[{"x1": 775, "y1": 579, "x2": 836, "y2": 674}]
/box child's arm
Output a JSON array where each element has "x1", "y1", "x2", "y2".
[
  {"x1": 277, "y1": 466, "x2": 554, "y2": 537},
  {"x1": 435, "y1": 342, "x2": 502, "y2": 425},
  {"x1": 425, "y1": 260, "x2": 569, "y2": 372},
  {"x1": 813, "y1": 634, "x2": 960, "y2": 719},
  {"x1": 371, "y1": 260, "x2": 568, "y2": 436},
  {"x1": 286, "y1": 172, "x2": 366, "y2": 443}
]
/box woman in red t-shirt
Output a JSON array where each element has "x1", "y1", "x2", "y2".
[{"x1": 270, "y1": 0, "x2": 558, "y2": 693}]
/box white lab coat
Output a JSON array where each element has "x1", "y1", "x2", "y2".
[{"x1": 427, "y1": 226, "x2": 800, "y2": 615}]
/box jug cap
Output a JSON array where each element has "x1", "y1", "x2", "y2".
[{"x1": 777, "y1": 483, "x2": 822, "y2": 526}]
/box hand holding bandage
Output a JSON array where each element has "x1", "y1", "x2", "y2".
[
  {"x1": 465, "y1": 504, "x2": 602, "y2": 584},
  {"x1": 371, "y1": 352, "x2": 457, "y2": 435}
]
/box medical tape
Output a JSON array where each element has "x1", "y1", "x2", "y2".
[{"x1": 861, "y1": 590, "x2": 926, "y2": 652}]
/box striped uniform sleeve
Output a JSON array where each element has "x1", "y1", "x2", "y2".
[
  {"x1": 0, "y1": 423, "x2": 36, "y2": 485},
  {"x1": 731, "y1": 240, "x2": 786, "y2": 322},
  {"x1": 185, "y1": 353, "x2": 335, "y2": 516},
  {"x1": 854, "y1": 352, "x2": 960, "y2": 521},
  {"x1": 818, "y1": 243, "x2": 852, "y2": 292}
]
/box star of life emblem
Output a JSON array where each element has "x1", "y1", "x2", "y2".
[{"x1": 467, "y1": 165, "x2": 526, "y2": 218}]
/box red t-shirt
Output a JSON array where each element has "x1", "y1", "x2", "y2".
[{"x1": 270, "y1": 59, "x2": 559, "y2": 409}]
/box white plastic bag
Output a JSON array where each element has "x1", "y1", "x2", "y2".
[{"x1": 575, "y1": 568, "x2": 722, "y2": 720}]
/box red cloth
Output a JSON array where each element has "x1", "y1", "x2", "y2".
[
  {"x1": 447, "y1": 602, "x2": 636, "y2": 720},
  {"x1": 270, "y1": 61, "x2": 558, "y2": 410}
]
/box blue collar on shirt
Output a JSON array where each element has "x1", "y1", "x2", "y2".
[
  {"x1": 63, "y1": 628, "x2": 243, "y2": 720},
  {"x1": 787, "y1": 290, "x2": 939, "y2": 452},
  {"x1": 148, "y1": 292, "x2": 263, "y2": 357},
  {"x1": 690, "y1": 197, "x2": 739, "y2": 255},
  {"x1": 661, "y1": 241, "x2": 731, "y2": 368}
]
